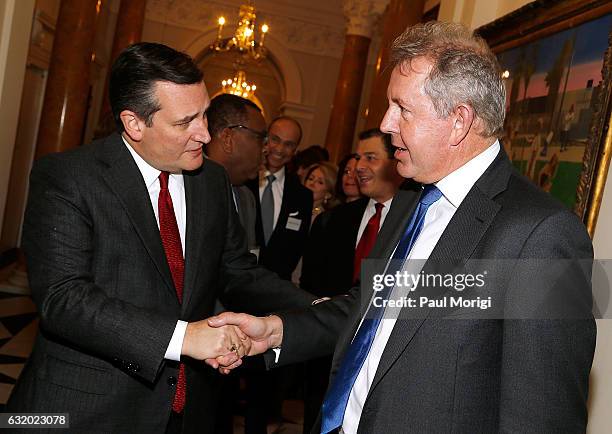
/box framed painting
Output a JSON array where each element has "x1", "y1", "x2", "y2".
[{"x1": 477, "y1": 0, "x2": 612, "y2": 237}]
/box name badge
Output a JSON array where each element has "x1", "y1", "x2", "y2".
[{"x1": 286, "y1": 216, "x2": 302, "y2": 231}]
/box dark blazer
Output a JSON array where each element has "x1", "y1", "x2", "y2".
[
  {"x1": 272, "y1": 149, "x2": 596, "y2": 433},
  {"x1": 8, "y1": 133, "x2": 315, "y2": 433},
  {"x1": 247, "y1": 171, "x2": 312, "y2": 280},
  {"x1": 300, "y1": 198, "x2": 368, "y2": 297}
]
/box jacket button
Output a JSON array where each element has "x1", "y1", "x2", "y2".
[{"x1": 167, "y1": 376, "x2": 177, "y2": 386}]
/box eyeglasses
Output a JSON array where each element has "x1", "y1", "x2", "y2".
[{"x1": 227, "y1": 124, "x2": 268, "y2": 143}]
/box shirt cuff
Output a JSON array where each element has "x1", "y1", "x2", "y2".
[
  {"x1": 272, "y1": 347, "x2": 282, "y2": 364},
  {"x1": 164, "y1": 320, "x2": 188, "y2": 361}
]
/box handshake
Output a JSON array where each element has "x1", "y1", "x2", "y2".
[{"x1": 181, "y1": 313, "x2": 284, "y2": 374}]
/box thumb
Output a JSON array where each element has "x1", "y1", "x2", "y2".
[{"x1": 208, "y1": 311, "x2": 246, "y2": 328}]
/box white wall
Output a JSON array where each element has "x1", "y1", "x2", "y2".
[{"x1": 0, "y1": 0, "x2": 35, "y2": 251}]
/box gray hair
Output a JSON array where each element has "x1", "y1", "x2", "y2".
[{"x1": 390, "y1": 21, "x2": 506, "y2": 137}]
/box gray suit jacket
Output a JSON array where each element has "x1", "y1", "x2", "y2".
[
  {"x1": 273, "y1": 149, "x2": 596, "y2": 433},
  {"x1": 8, "y1": 133, "x2": 315, "y2": 433}
]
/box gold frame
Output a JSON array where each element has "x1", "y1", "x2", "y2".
[{"x1": 477, "y1": 0, "x2": 612, "y2": 237}]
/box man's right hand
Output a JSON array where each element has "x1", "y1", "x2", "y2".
[{"x1": 181, "y1": 320, "x2": 250, "y2": 367}]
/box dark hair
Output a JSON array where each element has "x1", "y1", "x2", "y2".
[
  {"x1": 293, "y1": 145, "x2": 329, "y2": 171},
  {"x1": 269, "y1": 116, "x2": 303, "y2": 144},
  {"x1": 207, "y1": 94, "x2": 261, "y2": 137},
  {"x1": 358, "y1": 128, "x2": 394, "y2": 158},
  {"x1": 335, "y1": 153, "x2": 358, "y2": 201},
  {"x1": 109, "y1": 42, "x2": 204, "y2": 132}
]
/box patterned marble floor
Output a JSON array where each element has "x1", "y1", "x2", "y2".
[{"x1": 0, "y1": 264, "x2": 38, "y2": 410}]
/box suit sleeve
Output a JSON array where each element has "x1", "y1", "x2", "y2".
[
  {"x1": 22, "y1": 158, "x2": 176, "y2": 383},
  {"x1": 499, "y1": 210, "x2": 596, "y2": 433}
]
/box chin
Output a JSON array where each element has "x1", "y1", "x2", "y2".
[{"x1": 182, "y1": 156, "x2": 204, "y2": 171}]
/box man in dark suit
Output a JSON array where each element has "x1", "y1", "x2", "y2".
[
  {"x1": 206, "y1": 94, "x2": 267, "y2": 253},
  {"x1": 247, "y1": 116, "x2": 313, "y2": 281},
  {"x1": 211, "y1": 21, "x2": 596, "y2": 433},
  {"x1": 7, "y1": 43, "x2": 315, "y2": 434},
  {"x1": 300, "y1": 128, "x2": 404, "y2": 297}
]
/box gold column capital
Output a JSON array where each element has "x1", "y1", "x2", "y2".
[{"x1": 342, "y1": 0, "x2": 389, "y2": 38}]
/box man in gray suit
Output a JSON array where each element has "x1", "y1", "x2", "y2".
[
  {"x1": 206, "y1": 93, "x2": 266, "y2": 253},
  {"x1": 8, "y1": 43, "x2": 315, "y2": 433},
  {"x1": 211, "y1": 21, "x2": 596, "y2": 433}
]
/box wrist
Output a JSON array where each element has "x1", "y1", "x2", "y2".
[{"x1": 265, "y1": 315, "x2": 283, "y2": 348}]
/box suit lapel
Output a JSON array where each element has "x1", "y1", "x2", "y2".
[
  {"x1": 182, "y1": 168, "x2": 206, "y2": 310},
  {"x1": 95, "y1": 135, "x2": 176, "y2": 297},
  {"x1": 368, "y1": 184, "x2": 501, "y2": 393},
  {"x1": 271, "y1": 174, "x2": 294, "y2": 240}
]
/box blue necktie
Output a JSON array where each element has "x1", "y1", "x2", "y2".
[{"x1": 320, "y1": 185, "x2": 443, "y2": 434}]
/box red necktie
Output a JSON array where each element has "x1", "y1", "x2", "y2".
[
  {"x1": 158, "y1": 171, "x2": 186, "y2": 413},
  {"x1": 353, "y1": 203, "x2": 384, "y2": 284}
]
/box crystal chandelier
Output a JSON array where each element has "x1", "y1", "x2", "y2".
[
  {"x1": 222, "y1": 70, "x2": 257, "y2": 99},
  {"x1": 210, "y1": 1, "x2": 269, "y2": 62}
]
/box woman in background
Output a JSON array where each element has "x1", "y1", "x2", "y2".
[
  {"x1": 335, "y1": 153, "x2": 361, "y2": 203},
  {"x1": 303, "y1": 161, "x2": 339, "y2": 222}
]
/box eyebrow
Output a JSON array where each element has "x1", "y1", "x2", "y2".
[
  {"x1": 392, "y1": 97, "x2": 410, "y2": 107},
  {"x1": 174, "y1": 110, "x2": 204, "y2": 125}
]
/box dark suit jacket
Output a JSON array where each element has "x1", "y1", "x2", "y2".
[
  {"x1": 272, "y1": 150, "x2": 596, "y2": 433},
  {"x1": 8, "y1": 133, "x2": 315, "y2": 433},
  {"x1": 300, "y1": 198, "x2": 368, "y2": 297},
  {"x1": 233, "y1": 184, "x2": 257, "y2": 251},
  {"x1": 247, "y1": 171, "x2": 312, "y2": 280}
]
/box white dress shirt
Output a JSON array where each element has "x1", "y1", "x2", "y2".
[
  {"x1": 123, "y1": 136, "x2": 187, "y2": 362},
  {"x1": 258, "y1": 166, "x2": 286, "y2": 230},
  {"x1": 341, "y1": 140, "x2": 501, "y2": 434},
  {"x1": 355, "y1": 197, "x2": 394, "y2": 247}
]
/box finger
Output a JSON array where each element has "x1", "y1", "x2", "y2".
[
  {"x1": 220, "y1": 358, "x2": 242, "y2": 373},
  {"x1": 216, "y1": 352, "x2": 239, "y2": 367},
  {"x1": 204, "y1": 358, "x2": 219, "y2": 369},
  {"x1": 234, "y1": 325, "x2": 248, "y2": 341}
]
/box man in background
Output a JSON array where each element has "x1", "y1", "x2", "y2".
[
  {"x1": 248, "y1": 116, "x2": 312, "y2": 281},
  {"x1": 206, "y1": 94, "x2": 267, "y2": 253}
]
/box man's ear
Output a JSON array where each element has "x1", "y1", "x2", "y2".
[
  {"x1": 449, "y1": 104, "x2": 474, "y2": 147},
  {"x1": 120, "y1": 110, "x2": 145, "y2": 142},
  {"x1": 221, "y1": 128, "x2": 234, "y2": 154}
]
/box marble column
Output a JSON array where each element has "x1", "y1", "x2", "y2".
[
  {"x1": 34, "y1": 0, "x2": 100, "y2": 159},
  {"x1": 364, "y1": 0, "x2": 426, "y2": 129},
  {"x1": 324, "y1": 0, "x2": 388, "y2": 163},
  {"x1": 97, "y1": 0, "x2": 147, "y2": 135}
]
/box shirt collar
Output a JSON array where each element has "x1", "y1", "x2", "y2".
[
  {"x1": 122, "y1": 134, "x2": 184, "y2": 190},
  {"x1": 435, "y1": 140, "x2": 500, "y2": 209},
  {"x1": 367, "y1": 196, "x2": 393, "y2": 211},
  {"x1": 262, "y1": 166, "x2": 285, "y2": 185}
]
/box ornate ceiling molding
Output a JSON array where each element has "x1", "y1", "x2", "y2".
[{"x1": 146, "y1": 0, "x2": 347, "y2": 58}]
